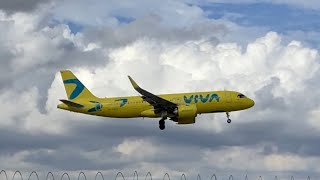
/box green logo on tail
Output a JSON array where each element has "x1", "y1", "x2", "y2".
[{"x1": 63, "y1": 79, "x2": 84, "y2": 99}]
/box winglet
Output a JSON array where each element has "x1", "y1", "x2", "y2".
[{"x1": 128, "y1": 76, "x2": 140, "y2": 89}]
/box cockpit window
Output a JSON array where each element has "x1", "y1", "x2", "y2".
[{"x1": 237, "y1": 94, "x2": 246, "y2": 98}]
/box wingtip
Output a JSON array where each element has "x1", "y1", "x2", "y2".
[{"x1": 128, "y1": 75, "x2": 139, "y2": 89}]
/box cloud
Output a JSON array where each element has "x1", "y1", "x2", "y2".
[
  {"x1": 94, "y1": 32, "x2": 318, "y2": 100},
  {"x1": 0, "y1": 0, "x2": 53, "y2": 14},
  {"x1": 270, "y1": 0, "x2": 320, "y2": 10},
  {"x1": 0, "y1": 0, "x2": 320, "y2": 177},
  {"x1": 2, "y1": 29, "x2": 319, "y2": 174},
  {"x1": 202, "y1": 0, "x2": 320, "y2": 10},
  {"x1": 53, "y1": 0, "x2": 208, "y2": 27},
  {"x1": 114, "y1": 139, "x2": 157, "y2": 159},
  {"x1": 202, "y1": 145, "x2": 320, "y2": 173},
  {"x1": 47, "y1": 31, "x2": 319, "y2": 173}
]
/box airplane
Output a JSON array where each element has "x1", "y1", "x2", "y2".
[{"x1": 57, "y1": 70, "x2": 255, "y2": 130}]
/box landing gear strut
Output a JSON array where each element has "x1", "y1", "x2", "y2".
[
  {"x1": 159, "y1": 117, "x2": 166, "y2": 130},
  {"x1": 226, "y1": 112, "x2": 231, "y2": 123}
]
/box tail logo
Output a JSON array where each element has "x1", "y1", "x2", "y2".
[{"x1": 63, "y1": 79, "x2": 84, "y2": 100}]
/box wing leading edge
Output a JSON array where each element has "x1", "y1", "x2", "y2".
[{"x1": 128, "y1": 76, "x2": 177, "y2": 113}]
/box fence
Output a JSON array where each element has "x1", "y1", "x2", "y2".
[{"x1": 0, "y1": 170, "x2": 312, "y2": 180}]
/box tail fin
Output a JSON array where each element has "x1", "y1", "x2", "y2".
[{"x1": 60, "y1": 70, "x2": 98, "y2": 100}]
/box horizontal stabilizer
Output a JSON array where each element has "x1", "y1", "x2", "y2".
[{"x1": 60, "y1": 99, "x2": 84, "y2": 108}]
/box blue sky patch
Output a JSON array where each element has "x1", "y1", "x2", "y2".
[
  {"x1": 66, "y1": 21, "x2": 83, "y2": 34},
  {"x1": 200, "y1": 3, "x2": 320, "y2": 32},
  {"x1": 49, "y1": 19, "x2": 83, "y2": 34},
  {"x1": 115, "y1": 16, "x2": 135, "y2": 24}
]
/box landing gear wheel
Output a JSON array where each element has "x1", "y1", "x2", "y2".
[
  {"x1": 227, "y1": 119, "x2": 231, "y2": 123},
  {"x1": 226, "y1": 112, "x2": 231, "y2": 124},
  {"x1": 159, "y1": 119, "x2": 165, "y2": 130}
]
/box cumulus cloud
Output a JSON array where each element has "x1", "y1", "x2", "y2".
[
  {"x1": 202, "y1": 145, "x2": 319, "y2": 172},
  {"x1": 53, "y1": 0, "x2": 208, "y2": 27},
  {"x1": 114, "y1": 139, "x2": 157, "y2": 159},
  {"x1": 29, "y1": 30, "x2": 319, "y2": 176},
  {"x1": 0, "y1": 0, "x2": 53, "y2": 14},
  {"x1": 0, "y1": 11, "x2": 101, "y2": 87},
  {"x1": 4, "y1": 28, "x2": 320, "y2": 174},
  {"x1": 93, "y1": 31, "x2": 318, "y2": 101}
]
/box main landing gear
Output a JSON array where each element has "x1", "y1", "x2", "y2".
[
  {"x1": 226, "y1": 112, "x2": 231, "y2": 123},
  {"x1": 159, "y1": 112, "x2": 168, "y2": 130},
  {"x1": 159, "y1": 117, "x2": 166, "y2": 130}
]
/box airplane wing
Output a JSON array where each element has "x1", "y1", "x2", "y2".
[{"x1": 128, "y1": 76, "x2": 177, "y2": 113}]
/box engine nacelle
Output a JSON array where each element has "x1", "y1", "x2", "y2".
[{"x1": 176, "y1": 104, "x2": 197, "y2": 124}]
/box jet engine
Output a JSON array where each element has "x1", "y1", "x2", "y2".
[{"x1": 173, "y1": 104, "x2": 197, "y2": 124}]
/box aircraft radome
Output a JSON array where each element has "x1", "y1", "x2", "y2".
[{"x1": 57, "y1": 70, "x2": 255, "y2": 130}]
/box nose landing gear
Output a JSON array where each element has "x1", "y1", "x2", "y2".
[{"x1": 226, "y1": 112, "x2": 231, "y2": 123}]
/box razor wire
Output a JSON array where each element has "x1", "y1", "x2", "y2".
[
  {"x1": 94, "y1": 172, "x2": 104, "y2": 180},
  {"x1": 144, "y1": 172, "x2": 152, "y2": 180},
  {"x1": 0, "y1": 170, "x2": 313, "y2": 180},
  {"x1": 78, "y1": 172, "x2": 87, "y2": 180},
  {"x1": 60, "y1": 173, "x2": 70, "y2": 180},
  {"x1": 180, "y1": 174, "x2": 186, "y2": 180},
  {"x1": 133, "y1": 171, "x2": 138, "y2": 180},
  {"x1": 163, "y1": 173, "x2": 170, "y2": 180},
  {"x1": 46, "y1": 173, "x2": 55, "y2": 180},
  {"x1": 12, "y1": 171, "x2": 23, "y2": 180},
  {"x1": 115, "y1": 172, "x2": 125, "y2": 180},
  {"x1": 0, "y1": 170, "x2": 8, "y2": 180},
  {"x1": 197, "y1": 174, "x2": 201, "y2": 180},
  {"x1": 210, "y1": 174, "x2": 217, "y2": 180},
  {"x1": 27, "y1": 172, "x2": 39, "y2": 180}
]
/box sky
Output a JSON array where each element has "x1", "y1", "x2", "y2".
[{"x1": 0, "y1": 0, "x2": 320, "y2": 179}]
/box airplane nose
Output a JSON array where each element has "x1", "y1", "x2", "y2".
[{"x1": 249, "y1": 99, "x2": 255, "y2": 108}]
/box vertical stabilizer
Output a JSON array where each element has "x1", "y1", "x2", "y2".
[{"x1": 60, "y1": 70, "x2": 98, "y2": 100}]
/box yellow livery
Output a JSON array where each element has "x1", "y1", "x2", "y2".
[{"x1": 57, "y1": 70, "x2": 255, "y2": 130}]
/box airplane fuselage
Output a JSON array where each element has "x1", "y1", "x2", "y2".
[{"x1": 58, "y1": 90, "x2": 254, "y2": 118}]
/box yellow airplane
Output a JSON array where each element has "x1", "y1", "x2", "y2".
[{"x1": 57, "y1": 70, "x2": 255, "y2": 130}]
